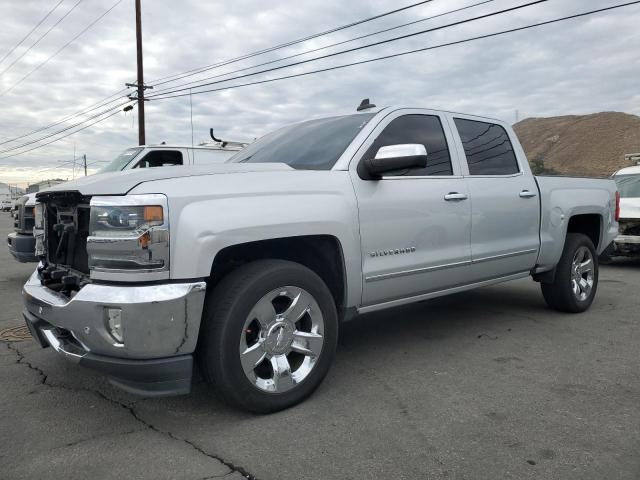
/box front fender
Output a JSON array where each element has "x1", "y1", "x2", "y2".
[{"x1": 131, "y1": 171, "x2": 363, "y2": 308}]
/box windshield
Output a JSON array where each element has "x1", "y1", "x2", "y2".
[
  {"x1": 99, "y1": 147, "x2": 144, "y2": 173},
  {"x1": 229, "y1": 113, "x2": 376, "y2": 170},
  {"x1": 614, "y1": 174, "x2": 640, "y2": 198}
]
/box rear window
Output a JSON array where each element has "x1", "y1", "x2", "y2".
[
  {"x1": 454, "y1": 118, "x2": 520, "y2": 175},
  {"x1": 614, "y1": 174, "x2": 640, "y2": 198}
]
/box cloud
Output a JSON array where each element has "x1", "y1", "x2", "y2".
[{"x1": 0, "y1": 0, "x2": 638, "y2": 186}]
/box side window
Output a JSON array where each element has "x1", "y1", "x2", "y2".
[
  {"x1": 364, "y1": 114, "x2": 453, "y2": 176},
  {"x1": 133, "y1": 150, "x2": 183, "y2": 168},
  {"x1": 454, "y1": 118, "x2": 519, "y2": 175}
]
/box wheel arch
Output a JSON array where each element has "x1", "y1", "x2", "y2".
[
  {"x1": 534, "y1": 214, "x2": 603, "y2": 283},
  {"x1": 566, "y1": 213, "x2": 603, "y2": 250},
  {"x1": 207, "y1": 235, "x2": 349, "y2": 317}
]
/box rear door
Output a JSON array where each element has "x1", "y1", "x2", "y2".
[
  {"x1": 448, "y1": 114, "x2": 540, "y2": 281},
  {"x1": 349, "y1": 109, "x2": 473, "y2": 307}
]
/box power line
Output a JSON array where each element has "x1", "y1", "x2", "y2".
[
  {"x1": 148, "y1": 0, "x2": 437, "y2": 87},
  {"x1": 37, "y1": 158, "x2": 107, "y2": 174},
  {"x1": 0, "y1": 107, "x2": 127, "y2": 160},
  {"x1": 0, "y1": 0, "x2": 84, "y2": 78},
  {"x1": 149, "y1": 0, "x2": 640, "y2": 101},
  {"x1": 0, "y1": 100, "x2": 132, "y2": 155},
  {"x1": 6, "y1": 1, "x2": 435, "y2": 146},
  {"x1": 0, "y1": 0, "x2": 123, "y2": 97},
  {"x1": 0, "y1": 0, "x2": 498, "y2": 147},
  {"x1": 149, "y1": 0, "x2": 497, "y2": 98},
  {"x1": 0, "y1": 89, "x2": 130, "y2": 147},
  {"x1": 146, "y1": 0, "x2": 547, "y2": 99},
  {"x1": 0, "y1": 0, "x2": 66, "y2": 66}
]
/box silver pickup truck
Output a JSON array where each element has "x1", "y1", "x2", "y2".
[{"x1": 22, "y1": 106, "x2": 618, "y2": 412}]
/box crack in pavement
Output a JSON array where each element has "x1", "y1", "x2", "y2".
[{"x1": 3, "y1": 340, "x2": 260, "y2": 480}]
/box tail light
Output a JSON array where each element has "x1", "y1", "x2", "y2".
[{"x1": 615, "y1": 191, "x2": 620, "y2": 222}]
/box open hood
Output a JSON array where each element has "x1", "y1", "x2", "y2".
[{"x1": 36, "y1": 163, "x2": 293, "y2": 198}]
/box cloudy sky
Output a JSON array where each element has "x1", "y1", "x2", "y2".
[{"x1": 0, "y1": 0, "x2": 638, "y2": 187}]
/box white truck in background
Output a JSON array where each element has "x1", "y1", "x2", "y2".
[
  {"x1": 99, "y1": 137, "x2": 248, "y2": 172},
  {"x1": 608, "y1": 165, "x2": 640, "y2": 258},
  {"x1": 23, "y1": 104, "x2": 618, "y2": 413}
]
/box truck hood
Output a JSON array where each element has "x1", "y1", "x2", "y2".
[
  {"x1": 620, "y1": 197, "x2": 640, "y2": 219},
  {"x1": 36, "y1": 163, "x2": 294, "y2": 197}
]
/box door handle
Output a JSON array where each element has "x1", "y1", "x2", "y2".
[
  {"x1": 519, "y1": 190, "x2": 537, "y2": 198},
  {"x1": 444, "y1": 192, "x2": 468, "y2": 201}
]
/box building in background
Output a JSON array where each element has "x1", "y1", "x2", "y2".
[
  {"x1": 0, "y1": 182, "x2": 24, "y2": 201},
  {"x1": 26, "y1": 179, "x2": 66, "y2": 194}
]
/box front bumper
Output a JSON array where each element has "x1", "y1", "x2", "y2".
[
  {"x1": 7, "y1": 232, "x2": 37, "y2": 263},
  {"x1": 22, "y1": 269, "x2": 207, "y2": 395}
]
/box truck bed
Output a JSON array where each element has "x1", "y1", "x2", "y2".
[{"x1": 534, "y1": 175, "x2": 618, "y2": 273}]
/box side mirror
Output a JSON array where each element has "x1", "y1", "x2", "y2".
[{"x1": 363, "y1": 144, "x2": 427, "y2": 177}]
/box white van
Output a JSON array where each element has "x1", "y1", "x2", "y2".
[{"x1": 99, "y1": 140, "x2": 248, "y2": 173}]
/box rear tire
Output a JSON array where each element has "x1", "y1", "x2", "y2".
[
  {"x1": 198, "y1": 259, "x2": 338, "y2": 413},
  {"x1": 541, "y1": 233, "x2": 598, "y2": 313}
]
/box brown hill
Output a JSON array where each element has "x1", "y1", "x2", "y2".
[{"x1": 513, "y1": 112, "x2": 640, "y2": 177}]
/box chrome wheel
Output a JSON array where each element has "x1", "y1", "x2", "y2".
[
  {"x1": 571, "y1": 246, "x2": 594, "y2": 301},
  {"x1": 239, "y1": 286, "x2": 324, "y2": 393}
]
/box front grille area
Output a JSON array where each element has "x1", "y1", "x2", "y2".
[
  {"x1": 14, "y1": 198, "x2": 35, "y2": 234},
  {"x1": 41, "y1": 192, "x2": 91, "y2": 275}
]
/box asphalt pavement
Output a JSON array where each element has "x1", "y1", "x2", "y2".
[{"x1": 1, "y1": 212, "x2": 638, "y2": 480}]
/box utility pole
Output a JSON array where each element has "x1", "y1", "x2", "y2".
[
  {"x1": 126, "y1": 0, "x2": 152, "y2": 145},
  {"x1": 135, "y1": 0, "x2": 145, "y2": 145},
  {"x1": 83, "y1": 154, "x2": 87, "y2": 176}
]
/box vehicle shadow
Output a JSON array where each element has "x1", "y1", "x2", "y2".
[
  {"x1": 184, "y1": 280, "x2": 551, "y2": 416},
  {"x1": 605, "y1": 256, "x2": 640, "y2": 268}
]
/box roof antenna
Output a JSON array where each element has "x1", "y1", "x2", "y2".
[
  {"x1": 357, "y1": 98, "x2": 376, "y2": 111},
  {"x1": 209, "y1": 128, "x2": 222, "y2": 142}
]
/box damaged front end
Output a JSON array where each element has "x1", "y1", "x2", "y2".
[
  {"x1": 614, "y1": 219, "x2": 640, "y2": 256},
  {"x1": 23, "y1": 190, "x2": 207, "y2": 396},
  {"x1": 34, "y1": 191, "x2": 91, "y2": 296}
]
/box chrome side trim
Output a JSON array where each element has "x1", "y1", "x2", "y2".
[
  {"x1": 358, "y1": 271, "x2": 530, "y2": 314},
  {"x1": 365, "y1": 248, "x2": 537, "y2": 282},
  {"x1": 365, "y1": 259, "x2": 472, "y2": 282},
  {"x1": 380, "y1": 175, "x2": 464, "y2": 180},
  {"x1": 462, "y1": 172, "x2": 524, "y2": 179},
  {"x1": 471, "y1": 248, "x2": 538, "y2": 264}
]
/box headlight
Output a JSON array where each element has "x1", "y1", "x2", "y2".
[{"x1": 87, "y1": 194, "x2": 169, "y2": 280}]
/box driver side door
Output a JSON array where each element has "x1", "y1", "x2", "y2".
[{"x1": 349, "y1": 110, "x2": 473, "y2": 308}]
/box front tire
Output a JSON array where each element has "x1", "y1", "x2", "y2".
[
  {"x1": 541, "y1": 233, "x2": 599, "y2": 313},
  {"x1": 198, "y1": 259, "x2": 338, "y2": 413}
]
